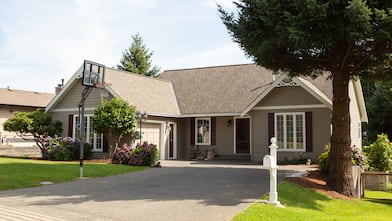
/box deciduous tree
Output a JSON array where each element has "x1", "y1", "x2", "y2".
[
  {"x1": 92, "y1": 97, "x2": 137, "y2": 158},
  {"x1": 3, "y1": 108, "x2": 62, "y2": 158}
]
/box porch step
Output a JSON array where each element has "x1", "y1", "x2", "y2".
[
  {"x1": 91, "y1": 152, "x2": 109, "y2": 159},
  {"x1": 214, "y1": 154, "x2": 251, "y2": 161}
]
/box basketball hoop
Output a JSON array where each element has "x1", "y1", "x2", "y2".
[{"x1": 94, "y1": 82, "x2": 112, "y2": 98}]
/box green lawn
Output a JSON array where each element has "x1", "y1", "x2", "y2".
[
  {"x1": 0, "y1": 157, "x2": 147, "y2": 191},
  {"x1": 232, "y1": 181, "x2": 392, "y2": 221}
]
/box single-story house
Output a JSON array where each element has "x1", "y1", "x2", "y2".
[
  {"x1": 45, "y1": 62, "x2": 368, "y2": 163},
  {"x1": 0, "y1": 87, "x2": 54, "y2": 148}
]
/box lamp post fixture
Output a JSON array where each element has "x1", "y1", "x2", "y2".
[{"x1": 136, "y1": 111, "x2": 148, "y2": 144}]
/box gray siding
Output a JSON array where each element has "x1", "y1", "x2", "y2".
[
  {"x1": 179, "y1": 117, "x2": 235, "y2": 160},
  {"x1": 56, "y1": 80, "x2": 105, "y2": 112},
  {"x1": 250, "y1": 108, "x2": 331, "y2": 163},
  {"x1": 259, "y1": 86, "x2": 321, "y2": 106}
]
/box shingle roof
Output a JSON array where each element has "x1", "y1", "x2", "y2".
[
  {"x1": 0, "y1": 88, "x2": 54, "y2": 107},
  {"x1": 160, "y1": 64, "x2": 333, "y2": 115},
  {"x1": 104, "y1": 68, "x2": 180, "y2": 116}
]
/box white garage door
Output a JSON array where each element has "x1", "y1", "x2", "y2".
[{"x1": 140, "y1": 123, "x2": 161, "y2": 153}]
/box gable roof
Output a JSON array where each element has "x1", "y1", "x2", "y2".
[
  {"x1": 160, "y1": 64, "x2": 275, "y2": 116},
  {"x1": 0, "y1": 87, "x2": 54, "y2": 108},
  {"x1": 46, "y1": 61, "x2": 367, "y2": 122},
  {"x1": 45, "y1": 64, "x2": 180, "y2": 117},
  {"x1": 105, "y1": 68, "x2": 180, "y2": 116}
]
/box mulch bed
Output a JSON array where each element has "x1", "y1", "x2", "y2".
[{"x1": 286, "y1": 170, "x2": 351, "y2": 200}]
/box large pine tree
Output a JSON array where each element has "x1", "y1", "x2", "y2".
[
  {"x1": 219, "y1": 0, "x2": 392, "y2": 196},
  {"x1": 117, "y1": 33, "x2": 160, "y2": 77}
]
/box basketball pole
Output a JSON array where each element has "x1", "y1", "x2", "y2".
[{"x1": 78, "y1": 86, "x2": 93, "y2": 179}]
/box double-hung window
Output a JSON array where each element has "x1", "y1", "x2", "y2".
[
  {"x1": 195, "y1": 118, "x2": 211, "y2": 145},
  {"x1": 275, "y1": 113, "x2": 305, "y2": 151},
  {"x1": 73, "y1": 115, "x2": 104, "y2": 152}
]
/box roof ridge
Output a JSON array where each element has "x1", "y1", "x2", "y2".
[
  {"x1": 0, "y1": 87, "x2": 54, "y2": 95},
  {"x1": 106, "y1": 67, "x2": 172, "y2": 83},
  {"x1": 163, "y1": 63, "x2": 255, "y2": 72}
]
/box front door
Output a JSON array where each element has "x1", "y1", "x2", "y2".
[{"x1": 236, "y1": 118, "x2": 250, "y2": 153}]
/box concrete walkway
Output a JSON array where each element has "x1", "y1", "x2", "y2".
[{"x1": 0, "y1": 161, "x2": 316, "y2": 221}]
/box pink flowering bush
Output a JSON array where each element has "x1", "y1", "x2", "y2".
[{"x1": 112, "y1": 142, "x2": 158, "y2": 166}]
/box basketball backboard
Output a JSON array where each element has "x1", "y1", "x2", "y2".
[{"x1": 82, "y1": 60, "x2": 105, "y2": 87}]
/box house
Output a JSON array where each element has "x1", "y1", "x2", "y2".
[
  {"x1": 0, "y1": 87, "x2": 54, "y2": 156},
  {"x1": 45, "y1": 62, "x2": 368, "y2": 163}
]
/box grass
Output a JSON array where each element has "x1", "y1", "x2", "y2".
[
  {"x1": 0, "y1": 157, "x2": 147, "y2": 191},
  {"x1": 232, "y1": 181, "x2": 392, "y2": 221}
]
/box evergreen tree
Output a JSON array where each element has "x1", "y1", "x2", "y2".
[
  {"x1": 363, "y1": 80, "x2": 392, "y2": 143},
  {"x1": 219, "y1": 0, "x2": 392, "y2": 196},
  {"x1": 117, "y1": 33, "x2": 160, "y2": 77}
]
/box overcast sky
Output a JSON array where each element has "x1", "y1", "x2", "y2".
[{"x1": 0, "y1": 0, "x2": 251, "y2": 93}]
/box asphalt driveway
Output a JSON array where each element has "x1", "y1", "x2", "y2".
[{"x1": 0, "y1": 161, "x2": 312, "y2": 221}]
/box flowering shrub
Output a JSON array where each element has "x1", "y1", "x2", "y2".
[
  {"x1": 112, "y1": 144, "x2": 132, "y2": 164},
  {"x1": 318, "y1": 144, "x2": 368, "y2": 174},
  {"x1": 112, "y1": 142, "x2": 158, "y2": 166},
  {"x1": 351, "y1": 145, "x2": 367, "y2": 168},
  {"x1": 42, "y1": 136, "x2": 92, "y2": 161}
]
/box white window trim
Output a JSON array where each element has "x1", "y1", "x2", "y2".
[
  {"x1": 73, "y1": 115, "x2": 103, "y2": 152},
  {"x1": 195, "y1": 117, "x2": 211, "y2": 146},
  {"x1": 274, "y1": 112, "x2": 306, "y2": 152}
]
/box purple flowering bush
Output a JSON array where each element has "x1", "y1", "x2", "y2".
[
  {"x1": 112, "y1": 142, "x2": 158, "y2": 166},
  {"x1": 112, "y1": 144, "x2": 132, "y2": 164},
  {"x1": 42, "y1": 136, "x2": 92, "y2": 161}
]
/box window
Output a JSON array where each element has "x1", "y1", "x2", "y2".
[
  {"x1": 73, "y1": 115, "x2": 103, "y2": 152},
  {"x1": 195, "y1": 118, "x2": 210, "y2": 145},
  {"x1": 275, "y1": 113, "x2": 305, "y2": 151}
]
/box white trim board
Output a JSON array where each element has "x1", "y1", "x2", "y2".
[{"x1": 252, "y1": 104, "x2": 327, "y2": 110}]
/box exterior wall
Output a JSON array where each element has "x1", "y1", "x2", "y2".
[
  {"x1": 251, "y1": 86, "x2": 332, "y2": 163},
  {"x1": 250, "y1": 108, "x2": 331, "y2": 164},
  {"x1": 135, "y1": 115, "x2": 178, "y2": 160},
  {"x1": 0, "y1": 105, "x2": 38, "y2": 147},
  {"x1": 179, "y1": 116, "x2": 236, "y2": 160},
  {"x1": 259, "y1": 86, "x2": 322, "y2": 106},
  {"x1": 55, "y1": 81, "x2": 104, "y2": 110},
  {"x1": 349, "y1": 82, "x2": 363, "y2": 149},
  {"x1": 49, "y1": 86, "x2": 179, "y2": 160}
]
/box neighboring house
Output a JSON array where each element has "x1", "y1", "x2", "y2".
[
  {"x1": 45, "y1": 62, "x2": 368, "y2": 163},
  {"x1": 0, "y1": 87, "x2": 54, "y2": 148}
]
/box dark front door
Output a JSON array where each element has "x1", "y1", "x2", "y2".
[
  {"x1": 169, "y1": 124, "x2": 174, "y2": 158},
  {"x1": 236, "y1": 118, "x2": 250, "y2": 153}
]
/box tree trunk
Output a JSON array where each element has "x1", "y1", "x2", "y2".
[{"x1": 327, "y1": 68, "x2": 354, "y2": 197}]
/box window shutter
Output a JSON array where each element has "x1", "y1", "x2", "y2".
[
  {"x1": 190, "y1": 118, "x2": 195, "y2": 145},
  {"x1": 103, "y1": 135, "x2": 108, "y2": 153},
  {"x1": 211, "y1": 117, "x2": 216, "y2": 145},
  {"x1": 68, "y1": 114, "x2": 73, "y2": 138},
  {"x1": 305, "y1": 112, "x2": 313, "y2": 152},
  {"x1": 268, "y1": 113, "x2": 274, "y2": 145}
]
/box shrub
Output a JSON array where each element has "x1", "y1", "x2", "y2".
[
  {"x1": 318, "y1": 144, "x2": 369, "y2": 174},
  {"x1": 351, "y1": 145, "x2": 368, "y2": 169},
  {"x1": 42, "y1": 136, "x2": 92, "y2": 161},
  {"x1": 112, "y1": 142, "x2": 158, "y2": 166},
  {"x1": 129, "y1": 142, "x2": 158, "y2": 166},
  {"x1": 112, "y1": 144, "x2": 132, "y2": 164},
  {"x1": 363, "y1": 133, "x2": 392, "y2": 171},
  {"x1": 318, "y1": 144, "x2": 330, "y2": 174}
]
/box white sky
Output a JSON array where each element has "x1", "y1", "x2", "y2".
[{"x1": 0, "y1": 0, "x2": 251, "y2": 93}]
